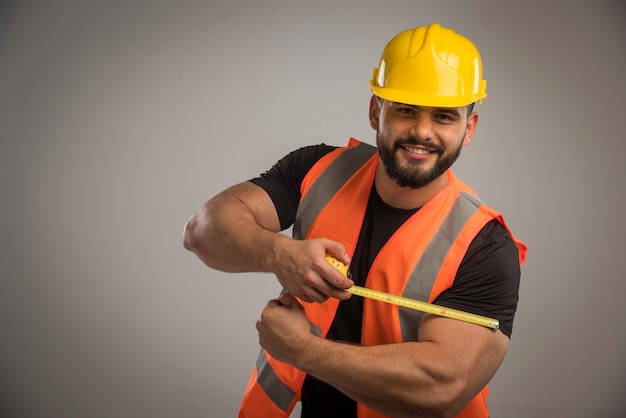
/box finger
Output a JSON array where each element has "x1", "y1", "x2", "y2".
[
  {"x1": 309, "y1": 289, "x2": 329, "y2": 304},
  {"x1": 279, "y1": 293, "x2": 309, "y2": 313},
  {"x1": 298, "y1": 295, "x2": 314, "y2": 303},
  {"x1": 301, "y1": 287, "x2": 329, "y2": 304},
  {"x1": 265, "y1": 298, "x2": 284, "y2": 308},
  {"x1": 324, "y1": 242, "x2": 350, "y2": 265},
  {"x1": 321, "y1": 262, "x2": 354, "y2": 289},
  {"x1": 333, "y1": 288, "x2": 353, "y2": 301},
  {"x1": 316, "y1": 279, "x2": 353, "y2": 301},
  {"x1": 278, "y1": 292, "x2": 296, "y2": 305}
]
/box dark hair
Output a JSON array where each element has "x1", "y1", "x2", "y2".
[{"x1": 466, "y1": 102, "x2": 475, "y2": 116}]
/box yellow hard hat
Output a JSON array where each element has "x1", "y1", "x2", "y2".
[{"x1": 370, "y1": 23, "x2": 487, "y2": 107}]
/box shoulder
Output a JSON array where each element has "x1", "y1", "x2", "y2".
[
  {"x1": 470, "y1": 219, "x2": 516, "y2": 251},
  {"x1": 290, "y1": 143, "x2": 338, "y2": 162},
  {"x1": 248, "y1": 143, "x2": 338, "y2": 230},
  {"x1": 435, "y1": 219, "x2": 522, "y2": 337},
  {"x1": 461, "y1": 220, "x2": 521, "y2": 286},
  {"x1": 260, "y1": 143, "x2": 338, "y2": 180}
]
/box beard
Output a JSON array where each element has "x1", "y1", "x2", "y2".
[{"x1": 377, "y1": 133, "x2": 464, "y2": 189}]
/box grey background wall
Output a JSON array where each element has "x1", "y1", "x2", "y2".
[{"x1": 2, "y1": 1, "x2": 625, "y2": 417}]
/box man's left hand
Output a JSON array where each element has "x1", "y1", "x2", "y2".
[{"x1": 256, "y1": 293, "x2": 313, "y2": 364}]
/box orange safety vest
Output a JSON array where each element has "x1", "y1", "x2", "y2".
[{"x1": 239, "y1": 139, "x2": 527, "y2": 418}]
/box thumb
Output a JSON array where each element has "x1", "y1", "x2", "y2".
[
  {"x1": 278, "y1": 292, "x2": 298, "y2": 306},
  {"x1": 278, "y1": 292, "x2": 302, "y2": 309},
  {"x1": 325, "y1": 241, "x2": 351, "y2": 265}
]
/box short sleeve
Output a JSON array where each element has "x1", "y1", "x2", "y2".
[
  {"x1": 249, "y1": 144, "x2": 337, "y2": 230},
  {"x1": 432, "y1": 219, "x2": 522, "y2": 337}
]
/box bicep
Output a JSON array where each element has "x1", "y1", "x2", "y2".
[
  {"x1": 417, "y1": 314, "x2": 509, "y2": 401},
  {"x1": 210, "y1": 181, "x2": 281, "y2": 233}
]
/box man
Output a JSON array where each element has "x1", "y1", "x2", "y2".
[{"x1": 184, "y1": 23, "x2": 527, "y2": 418}]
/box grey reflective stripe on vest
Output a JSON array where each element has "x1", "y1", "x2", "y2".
[
  {"x1": 253, "y1": 166, "x2": 337, "y2": 413},
  {"x1": 255, "y1": 350, "x2": 295, "y2": 412},
  {"x1": 252, "y1": 321, "x2": 322, "y2": 411},
  {"x1": 399, "y1": 190, "x2": 484, "y2": 341},
  {"x1": 309, "y1": 321, "x2": 322, "y2": 337},
  {"x1": 293, "y1": 144, "x2": 377, "y2": 239}
]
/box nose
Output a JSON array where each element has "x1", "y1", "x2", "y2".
[{"x1": 409, "y1": 113, "x2": 434, "y2": 140}]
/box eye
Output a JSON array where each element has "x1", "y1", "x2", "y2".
[
  {"x1": 434, "y1": 112, "x2": 459, "y2": 123},
  {"x1": 396, "y1": 106, "x2": 415, "y2": 115}
]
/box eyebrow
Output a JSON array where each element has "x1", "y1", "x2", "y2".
[
  {"x1": 391, "y1": 102, "x2": 462, "y2": 118},
  {"x1": 434, "y1": 108, "x2": 462, "y2": 118}
]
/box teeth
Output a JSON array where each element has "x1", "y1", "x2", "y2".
[{"x1": 405, "y1": 146, "x2": 431, "y2": 155}]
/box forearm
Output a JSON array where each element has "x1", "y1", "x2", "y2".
[{"x1": 297, "y1": 338, "x2": 464, "y2": 418}]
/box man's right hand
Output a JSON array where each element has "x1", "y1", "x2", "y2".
[{"x1": 271, "y1": 237, "x2": 353, "y2": 303}]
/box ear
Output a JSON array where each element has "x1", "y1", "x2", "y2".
[
  {"x1": 369, "y1": 94, "x2": 381, "y2": 130},
  {"x1": 462, "y1": 111, "x2": 479, "y2": 146}
]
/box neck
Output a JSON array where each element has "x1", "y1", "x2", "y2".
[{"x1": 374, "y1": 165, "x2": 449, "y2": 209}]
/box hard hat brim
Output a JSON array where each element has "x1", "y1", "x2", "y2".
[{"x1": 370, "y1": 83, "x2": 486, "y2": 108}]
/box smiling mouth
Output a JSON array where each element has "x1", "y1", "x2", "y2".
[{"x1": 403, "y1": 145, "x2": 434, "y2": 155}]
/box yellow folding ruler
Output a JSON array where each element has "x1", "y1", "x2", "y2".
[{"x1": 326, "y1": 256, "x2": 499, "y2": 329}]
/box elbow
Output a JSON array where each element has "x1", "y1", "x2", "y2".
[
  {"x1": 401, "y1": 402, "x2": 462, "y2": 418},
  {"x1": 429, "y1": 405, "x2": 464, "y2": 418},
  {"x1": 182, "y1": 220, "x2": 195, "y2": 252},
  {"x1": 182, "y1": 214, "x2": 202, "y2": 253},
  {"x1": 401, "y1": 383, "x2": 471, "y2": 418},
  {"x1": 432, "y1": 388, "x2": 477, "y2": 418},
  {"x1": 429, "y1": 385, "x2": 471, "y2": 418},
  {"x1": 183, "y1": 203, "x2": 223, "y2": 269},
  {"x1": 400, "y1": 404, "x2": 456, "y2": 418}
]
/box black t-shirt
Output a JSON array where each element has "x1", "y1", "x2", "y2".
[{"x1": 250, "y1": 143, "x2": 521, "y2": 418}]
